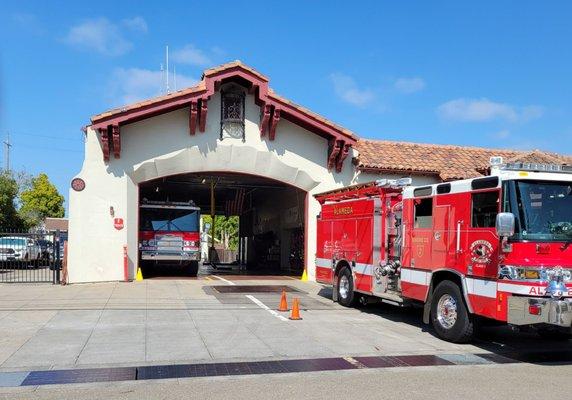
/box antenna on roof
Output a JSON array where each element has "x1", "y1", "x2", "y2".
[
  {"x1": 160, "y1": 63, "x2": 164, "y2": 94},
  {"x1": 174, "y1": 65, "x2": 177, "y2": 92},
  {"x1": 165, "y1": 45, "x2": 170, "y2": 94}
]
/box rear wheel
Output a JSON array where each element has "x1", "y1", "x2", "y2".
[
  {"x1": 188, "y1": 260, "x2": 199, "y2": 277},
  {"x1": 430, "y1": 280, "x2": 474, "y2": 343},
  {"x1": 336, "y1": 266, "x2": 358, "y2": 307}
]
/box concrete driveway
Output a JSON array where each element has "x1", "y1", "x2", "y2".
[{"x1": 0, "y1": 276, "x2": 567, "y2": 372}]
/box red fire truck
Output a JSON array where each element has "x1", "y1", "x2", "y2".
[
  {"x1": 316, "y1": 159, "x2": 572, "y2": 343},
  {"x1": 139, "y1": 200, "x2": 201, "y2": 276}
]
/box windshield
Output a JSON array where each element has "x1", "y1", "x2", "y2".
[
  {"x1": 0, "y1": 238, "x2": 27, "y2": 247},
  {"x1": 140, "y1": 208, "x2": 199, "y2": 232},
  {"x1": 506, "y1": 180, "x2": 572, "y2": 241}
]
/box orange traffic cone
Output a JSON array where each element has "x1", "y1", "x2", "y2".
[
  {"x1": 289, "y1": 298, "x2": 302, "y2": 320},
  {"x1": 278, "y1": 289, "x2": 289, "y2": 312}
]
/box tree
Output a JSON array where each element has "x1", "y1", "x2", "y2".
[
  {"x1": 203, "y1": 215, "x2": 239, "y2": 250},
  {"x1": 0, "y1": 171, "x2": 23, "y2": 229},
  {"x1": 19, "y1": 173, "x2": 65, "y2": 228}
]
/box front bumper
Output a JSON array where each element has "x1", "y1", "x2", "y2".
[
  {"x1": 140, "y1": 251, "x2": 200, "y2": 261},
  {"x1": 508, "y1": 296, "x2": 572, "y2": 328}
]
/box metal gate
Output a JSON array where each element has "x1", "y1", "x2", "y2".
[{"x1": 0, "y1": 231, "x2": 61, "y2": 284}]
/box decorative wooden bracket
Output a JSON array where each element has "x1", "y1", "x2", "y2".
[
  {"x1": 327, "y1": 139, "x2": 342, "y2": 170},
  {"x1": 198, "y1": 99, "x2": 208, "y2": 132},
  {"x1": 335, "y1": 143, "x2": 351, "y2": 173},
  {"x1": 268, "y1": 108, "x2": 281, "y2": 141},
  {"x1": 111, "y1": 125, "x2": 121, "y2": 159},
  {"x1": 99, "y1": 128, "x2": 110, "y2": 162},
  {"x1": 189, "y1": 101, "x2": 198, "y2": 135},
  {"x1": 260, "y1": 103, "x2": 271, "y2": 137}
]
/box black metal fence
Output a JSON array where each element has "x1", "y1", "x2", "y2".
[{"x1": 0, "y1": 230, "x2": 61, "y2": 283}]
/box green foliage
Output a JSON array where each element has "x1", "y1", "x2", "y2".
[
  {"x1": 0, "y1": 171, "x2": 23, "y2": 229},
  {"x1": 203, "y1": 215, "x2": 239, "y2": 250},
  {"x1": 19, "y1": 173, "x2": 65, "y2": 228}
]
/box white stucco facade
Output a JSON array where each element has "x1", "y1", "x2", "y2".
[{"x1": 68, "y1": 73, "x2": 438, "y2": 283}]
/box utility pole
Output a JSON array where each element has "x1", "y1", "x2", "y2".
[{"x1": 2, "y1": 132, "x2": 11, "y2": 171}]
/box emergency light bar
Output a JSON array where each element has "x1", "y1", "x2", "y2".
[
  {"x1": 376, "y1": 178, "x2": 412, "y2": 188},
  {"x1": 489, "y1": 157, "x2": 572, "y2": 174}
]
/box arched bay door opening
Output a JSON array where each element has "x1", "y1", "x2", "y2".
[{"x1": 138, "y1": 172, "x2": 307, "y2": 278}]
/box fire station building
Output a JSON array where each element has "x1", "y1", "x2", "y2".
[{"x1": 67, "y1": 61, "x2": 572, "y2": 283}]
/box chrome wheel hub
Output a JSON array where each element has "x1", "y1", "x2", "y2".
[
  {"x1": 437, "y1": 294, "x2": 458, "y2": 329},
  {"x1": 339, "y1": 275, "x2": 350, "y2": 299}
]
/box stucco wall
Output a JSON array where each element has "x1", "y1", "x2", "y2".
[{"x1": 68, "y1": 90, "x2": 439, "y2": 283}]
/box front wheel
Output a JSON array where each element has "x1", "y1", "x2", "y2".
[
  {"x1": 336, "y1": 266, "x2": 358, "y2": 307},
  {"x1": 430, "y1": 280, "x2": 474, "y2": 343}
]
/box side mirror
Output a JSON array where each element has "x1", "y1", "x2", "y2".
[{"x1": 496, "y1": 213, "x2": 515, "y2": 237}]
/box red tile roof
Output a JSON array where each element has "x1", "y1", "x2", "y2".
[{"x1": 355, "y1": 139, "x2": 572, "y2": 181}]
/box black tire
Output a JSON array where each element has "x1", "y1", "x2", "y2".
[
  {"x1": 537, "y1": 326, "x2": 572, "y2": 341},
  {"x1": 336, "y1": 266, "x2": 358, "y2": 307},
  {"x1": 430, "y1": 280, "x2": 474, "y2": 343},
  {"x1": 188, "y1": 261, "x2": 199, "y2": 277}
]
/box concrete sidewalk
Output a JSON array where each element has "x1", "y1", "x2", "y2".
[{"x1": 0, "y1": 277, "x2": 562, "y2": 372}]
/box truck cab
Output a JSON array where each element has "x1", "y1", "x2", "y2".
[{"x1": 139, "y1": 200, "x2": 201, "y2": 276}]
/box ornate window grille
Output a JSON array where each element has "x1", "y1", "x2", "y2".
[{"x1": 220, "y1": 86, "x2": 245, "y2": 140}]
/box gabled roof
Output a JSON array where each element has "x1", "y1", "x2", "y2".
[
  {"x1": 90, "y1": 61, "x2": 356, "y2": 143},
  {"x1": 355, "y1": 139, "x2": 572, "y2": 181}
]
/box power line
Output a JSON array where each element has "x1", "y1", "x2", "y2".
[
  {"x1": 6, "y1": 130, "x2": 83, "y2": 141},
  {"x1": 11, "y1": 142, "x2": 83, "y2": 153}
]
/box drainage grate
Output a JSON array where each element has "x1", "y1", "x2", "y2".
[
  {"x1": 6, "y1": 351, "x2": 572, "y2": 388},
  {"x1": 210, "y1": 285, "x2": 302, "y2": 294}
]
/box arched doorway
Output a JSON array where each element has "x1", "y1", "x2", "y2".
[{"x1": 138, "y1": 171, "x2": 308, "y2": 278}]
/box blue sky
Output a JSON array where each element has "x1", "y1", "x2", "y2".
[{"x1": 1, "y1": 1, "x2": 571, "y2": 211}]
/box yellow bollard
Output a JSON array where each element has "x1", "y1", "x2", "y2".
[{"x1": 136, "y1": 267, "x2": 144, "y2": 281}]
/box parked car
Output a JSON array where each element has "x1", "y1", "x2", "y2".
[
  {"x1": 36, "y1": 239, "x2": 54, "y2": 261},
  {"x1": 48, "y1": 232, "x2": 67, "y2": 270},
  {"x1": 0, "y1": 236, "x2": 43, "y2": 264}
]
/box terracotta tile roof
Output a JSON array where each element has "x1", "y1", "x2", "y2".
[
  {"x1": 91, "y1": 83, "x2": 207, "y2": 121},
  {"x1": 202, "y1": 60, "x2": 269, "y2": 81},
  {"x1": 355, "y1": 139, "x2": 572, "y2": 181},
  {"x1": 268, "y1": 90, "x2": 357, "y2": 140}
]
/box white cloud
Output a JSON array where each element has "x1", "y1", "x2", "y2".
[
  {"x1": 64, "y1": 17, "x2": 147, "y2": 56},
  {"x1": 122, "y1": 16, "x2": 148, "y2": 33},
  {"x1": 437, "y1": 98, "x2": 544, "y2": 123},
  {"x1": 493, "y1": 129, "x2": 511, "y2": 139},
  {"x1": 329, "y1": 73, "x2": 375, "y2": 107},
  {"x1": 171, "y1": 44, "x2": 213, "y2": 66},
  {"x1": 394, "y1": 77, "x2": 425, "y2": 93},
  {"x1": 110, "y1": 67, "x2": 197, "y2": 104}
]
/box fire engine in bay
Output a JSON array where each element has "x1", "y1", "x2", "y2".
[
  {"x1": 139, "y1": 199, "x2": 201, "y2": 276},
  {"x1": 315, "y1": 158, "x2": 572, "y2": 343}
]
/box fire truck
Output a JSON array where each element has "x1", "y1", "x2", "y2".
[
  {"x1": 139, "y1": 200, "x2": 201, "y2": 276},
  {"x1": 315, "y1": 158, "x2": 572, "y2": 343}
]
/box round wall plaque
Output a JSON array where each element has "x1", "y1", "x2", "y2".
[{"x1": 71, "y1": 178, "x2": 86, "y2": 192}]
